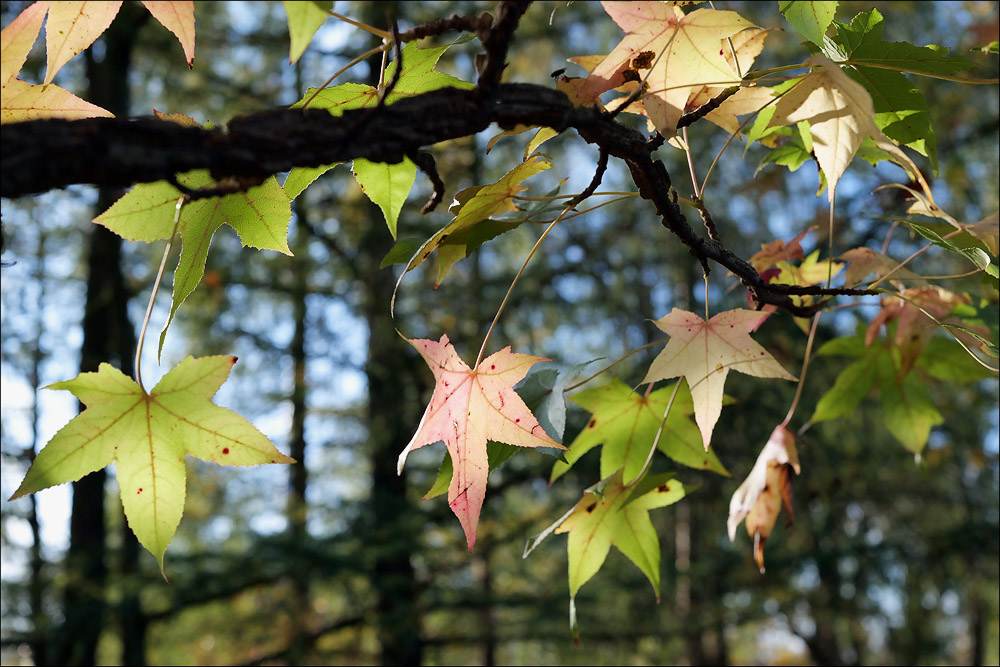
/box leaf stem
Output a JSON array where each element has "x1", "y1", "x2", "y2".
[
  {"x1": 300, "y1": 44, "x2": 386, "y2": 108},
  {"x1": 563, "y1": 337, "x2": 668, "y2": 393},
  {"x1": 844, "y1": 59, "x2": 999, "y2": 84},
  {"x1": 625, "y1": 379, "x2": 681, "y2": 487},
  {"x1": 782, "y1": 311, "x2": 822, "y2": 427},
  {"x1": 135, "y1": 197, "x2": 184, "y2": 392},
  {"x1": 682, "y1": 126, "x2": 701, "y2": 200},
  {"x1": 474, "y1": 205, "x2": 573, "y2": 369},
  {"x1": 867, "y1": 228, "x2": 963, "y2": 290},
  {"x1": 328, "y1": 10, "x2": 393, "y2": 40}
]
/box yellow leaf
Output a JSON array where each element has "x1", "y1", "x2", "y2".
[
  {"x1": 642, "y1": 308, "x2": 796, "y2": 450},
  {"x1": 768, "y1": 55, "x2": 933, "y2": 203},
  {"x1": 141, "y1": 1, "x2": 195, "y2": 66},
  {"x1": 1, "y1": 1, "x2": 49, "y2": 86},
  {"x1": 579, "y1": 3, "x2": 755, "y2": 137},
  {"x1": 44, "y1": 1, "x2": 123, "y2": 84},
  {"x1": 1, "y1": 77, "x2": 112, "y2": 122}
]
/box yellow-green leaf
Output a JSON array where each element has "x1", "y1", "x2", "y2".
[
  {"x1": 282, "y1": 0, "x2": 330, "y2": 64},
  {"x1": 9, "y1": 357, "x2": 294, "y2": 572}
]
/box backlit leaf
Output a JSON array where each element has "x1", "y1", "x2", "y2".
[
  {"x1": 44, "y1": 1, "x2": 123, "y2": 84},
  {"x1": 141, "y1": 1, "x2": 195, "y2": 66},
  {"x1": 282, "y1": 0, "x2": 330, "y2": 64},
  {"x1": 9, "y1": 357, "x2": 293, "y2": 572},
  {"x1": 398, "y1": 334, "x2": 563, "y2": 551},
  {"x1": 642, "y1": 309, "x2": 796, "y2": 450}
]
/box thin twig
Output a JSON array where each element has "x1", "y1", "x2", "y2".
[
  {"x1": 782, "y1": 311, "x2": 822, "y2": 427},
  {"x1": 475, "y1": 204, "x2": 573, "y2": 369},
  {"x1": 135, "y1": 197, "x2": 184, "y2": 392}
]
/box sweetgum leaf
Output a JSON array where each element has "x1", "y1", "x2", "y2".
[
  {"x1": 551, "y1": 379, "x2": 728, "y2": 485},
  {"x1": 398, "y1": 334, "x2": 563, "y2": 551},
  {"x1": 44, "y1": 1, "x2": 122, "y2": 84},
  {"x1": 404, "y1": 156, "x2": 551, "y2": 285},
  {"x1": 141, "y1": 0, "x2": 196, "y2": 66},
  {"x1": 1, "y1": 78, "x2": 113, "y2": 122},
  {"x1": 828, "y1": 9, "x2": 974, "y2": 171},
  {"x1": 292, "y1": 42, "x2": 474, "y2": 236},
  {"x1": 94, "y1": 168, "x2": 292, "y2": 355},
  {"x1": 779, "y1": 1, "x2": 838, "y2": 47},
  {"x1": 282, "y1": 0, "x2": 330, "y2": 64},
  {"x1": 642, "y1": 309, "x2": 796, "y2": 450},
  {"x1": 767, "y1": 56, "x2": 933, "y2": 203},
  {"x1": 579, "y1": 3, "x2": 755, "y2": 138},
  {"x1": 9, "y1": 356, "x2": 294, "y2": 572},
  {"x1": 1, "y1": 1, "x2": 49, "y2": 86},
  {"x1": 555, "y1": 469, "x2": 689, "y2": 602}
]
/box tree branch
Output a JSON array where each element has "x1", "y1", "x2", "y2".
[{"x1": 1, "y1": 82, "x2": 871, "y2": 315}]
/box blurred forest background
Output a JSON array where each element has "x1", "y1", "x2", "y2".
[{"x1": 1, "y1": 1, "x2": 997, "y2": 665}]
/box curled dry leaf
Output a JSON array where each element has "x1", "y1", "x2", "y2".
[{"x1": 727, "y1": 425, "x2": 800, "y2": 573}]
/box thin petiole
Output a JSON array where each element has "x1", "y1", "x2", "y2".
[{"x1": 135, "y1": 196, "x2": 185, "y2": 392}]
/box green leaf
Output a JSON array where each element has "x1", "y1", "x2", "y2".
[
  {"x1": 353, "y1": 157, "x2": 416, "y2": 239},
  {"x1": 756, "y1": 128, "x2": 812, "y2": 175},
  {"x1": 94, "y1": 171, "x2": 292, "y2": 354},
  {"x1": 405, "y1": 156, "x2": 552, "y2": 285},
  {"x1": 846, "y1": 65, "x2": 938, "y2": 171},
  {"x1": 380, "y1": 238, "x2": 424, "y2": 268},
  {"x1": 816, "y1": 333, "x2": 867, "y2": 357},
  {"x1": 283, "y1": 162, "x2": 340, "y2": 200},
  {"x1": 915, "y1": 337, "x2": 999, "y2": 383},
  {"x1": 551, "y1": 379, "x2": 728, "y2": 485},
  {"x1": 779, "y1": 1, "x2": 838, "y2": 46},
  {"x1": 282, "y1": 0, "x2": 331, "y2": 64},
  {"x1": 877, "y1": 351, "x2": 943, "y2": 453},
  {"x1": 555, "y1": 469, "x2": 689, "y2": 601},
  {"x1": 812, "y1": 345, "x2": 880, "y2": 422},
  {"x1": 744, "y1": 78, "x2": 801, "y2": 147},
  {"x1": 9, "y1": 357, "x2": 294, "y2": 572},
  {"x1": 292, "y1": 42, "x2": 474, "y2": 236},
  {"x1": 834, "y1": 9, "x2": 975, "y2": 76},
  {"x1": 909, "y1": 221, "x2": 996, "y2": 276}
]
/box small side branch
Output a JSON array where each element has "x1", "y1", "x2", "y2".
[
  {"x1": 410, "y1": 151, "x2": 446, "y2": 214},
  {"x1": 476, "y1": 1, "x2": 532, "y2": 90},
  {"x1": 566, "y1": 148, "x2": 609, "y2": 209}
]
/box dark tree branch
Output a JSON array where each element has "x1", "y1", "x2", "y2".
[
  {"x1": 1, "y1": 81, "x2": 873, "y2": 315},
  {"x1": 476, "y1": 1, "x2": 531, "y2": 90},
  {"x1": 410, "y1": 150, "x2": 446, "y2": 214}
]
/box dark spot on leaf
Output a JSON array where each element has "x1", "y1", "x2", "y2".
[
  {"x1": 588, "y1": 418, "x2": 597, "y2": 428},
  {"x1": 657, "y1": 483, "x2": 670, "y2": 492},
  {"x1": 763, "y1": 484, "x2": 770, "y2": 492},
  {"x1": 515, "y1": 418, "x2": 521, "y2": 423},
  {"x1": 632, "y1": 50, "x2": 655, "y2": 69},
  {"x1": 137, "y1": 488, "x2": 143, "y2": 494},
  {"x1": 222, "y1": 447, "x2": 230, "y2": 455},
  {"x1": 491, "y1": 364, "x2": 496, "y2": 370},
  {"x1": 622, "y1": 68, "x2": 641, "y2": 83},
  {"x1": 585, "y1": 502, "x2": 597, "y2": 513}
]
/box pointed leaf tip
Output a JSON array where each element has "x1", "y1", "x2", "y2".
[{"x1": 400, "y1": 334, "x2": 560, "y2": 550}]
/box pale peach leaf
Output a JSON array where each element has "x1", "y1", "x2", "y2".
[
  {"x1": 44, "y1": 1, "x2": 123, "y2": 84},
  {"x1": 642, "y1": 308, "x2": 796, "y2": 450},
  {"x1": 141, "y1": 1, "x2": 195, "y2": 66}
]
